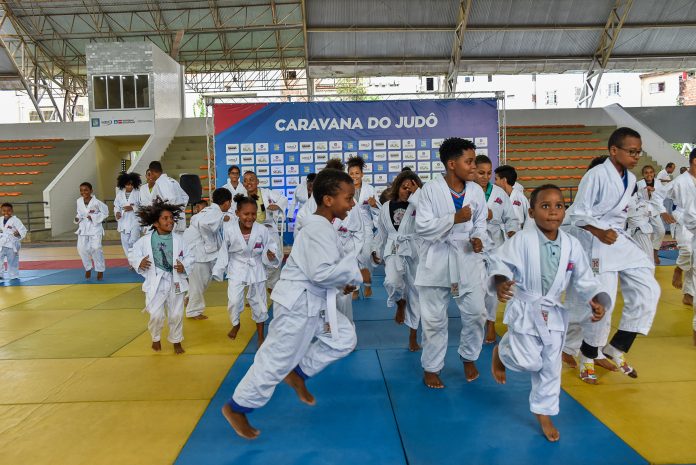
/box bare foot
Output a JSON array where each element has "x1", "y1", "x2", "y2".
[
  {"x1": 484, "y1": 320, "x2": 497, "y2": 344},
  {"x1": 97, "y1": 271, "x2": 103, "y2": 281},
  {"x1": 595, "y1": 358, "x2": 618, "y2": 372},
  {"x1": 464, "y1": 360, "x2": 479, "y2": 382},
  {"x1": 394, "y1": 300, "x2": 406, "y2": 325},
  {"x1": 423, "y1": 371, "x2": 445, "y2": 389},
  {"x1": 683, "y1": 294, "x2": 693, "y2": 306},
  {"x1": 184, "y1": 296, "x2": 189, "y2": 307},
  {"x1": 221, "y1": 403, "x2": 260, "y2": 440},
  {"x1": 491, "y1": 345, "x2": 506, "y2": 384},
  {"x1": 151, "y1": 341, "x2": 161, "y2": 352},
  {"x1": 535, "y1": 414, "x2": 560, "y2": 442},
  {"x1": 85, "y1": 270, "x2": 91, "y2": 279},
  {"x1": 284, "y1": 370, "x2": 316, "y2": 405},
  {"x1": 173, "y1": 342, "x2": 185, "y2": 354},
  {"x1": 693, "y1": 329, "x2": 696, "y2": 346},
  {"x1": 653, "y1": 250, "x2": 661, "y2": 265},
  {"x1": 363, "y1": 285, "x2": 372, "y2": 297},
  {"x1": 228, "y1": 324, "x2": 241, "y2": 340},
  {"x1": 408, "y1": 328, "x2": 421, "y2": 352},
  {"x1": 256, "y1": 322, "x2": 265, "y2": 348},
  {"x1": 561, "y1": 352, "x2": 577, "y2": 368},
  {"x1": 189, "y1": 314, "x2": 208, "y2": 320},
  {"x1": 673, "y1": 267, "x2": 684, "y2": 289}
]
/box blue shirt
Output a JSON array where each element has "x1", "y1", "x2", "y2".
[
  {"x1": 538, "y1": 230, "x2": 561, "y2": 295},
  {"x1": 450, "y1": 186, "x2": 466, "y2": 210},
  {"x1": 151, "y1": 231, "x2": 174, "y2": 272}
]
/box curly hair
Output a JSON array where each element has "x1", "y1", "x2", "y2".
[
  {"x1": 325, "y1": 158, "x2": 345, "y2": 171},
  {"x1": 129, "y1": 172, "x2": 142, "y2": 189},
  {"x1": 234, "y1": 193, "x2": 258, "y2": 211},
  {"x1": 346, "y1": 155, "x2": 366, "y2": 172},
  {"x1": 389, "y1": 170, "x2": 423, "y2": 201},
  {"x1": 137, "y1": 199, "x2": 183, "y2": 229}
]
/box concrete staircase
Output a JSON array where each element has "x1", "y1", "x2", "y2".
[
  {"x1": 503, "y1": 125, "x2": 660, "y2": 202},
  {"x1": 0, "y1": 138, "x2": 87, "y2": 229},
  {"x1": 158, "y1": 136, "x2": 209, "y2": 197}
]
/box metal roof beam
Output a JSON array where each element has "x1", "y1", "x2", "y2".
[
  {"x1": 300, "y1": 0, "x2": 312, "y2": 99},
  {"x1": 577, "y1": 0, "x2": 634, "y2": 108},
  {"x1": 445, "y1": 0, "x2": 472, "y2": 96},
  {"x1": 307, "y1": 22, "x2": 696, "y2": 33}
]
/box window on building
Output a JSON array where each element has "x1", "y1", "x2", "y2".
[
  {"x1": 607, "y1": 82, "x2": 620, "y2": 96},
  {"x1": 29, "y1": 108, "x2": 57, "y2": 122},
  {"x1": 463, "y1": 76, "x2": 473, "y2": 83},
  {"x1": 545, "y1": 90, "x2": 558, "y2": 106},
  {"x1": 92, "y1": 74, "x2": 150, "y2": 110},
  {"x1": 649, "y1": 82, "x2": 666, "y2": 93}
]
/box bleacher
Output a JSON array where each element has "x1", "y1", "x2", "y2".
[
  {"x1": 503, "y1": 125, "x2": 658, "y2": 203},
  {"x1": 158, "y1": 136, "x2": 209, "y2": 198},
  {"x1": 0, "y1": 138, "x2": 87, "y2": 229}
]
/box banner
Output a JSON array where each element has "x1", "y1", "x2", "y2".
[{"x1": 213, "y1": 99, "x2": 499, "y2": 231}]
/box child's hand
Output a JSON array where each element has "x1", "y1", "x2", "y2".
[
  {"x1": 496, "y1": 279, "x2": 515, "y2": 302},
  {"x1": 661, "y1": 212, "x2": 676, "y2": 224},
  {"x1": 13, "y1": 231, "x2": 20, "y2": 237},
  {"x1": 174, "y1": 260, "x2": 185, "y2": 273},
  {"x1": 87, "y1": 215, "x2": 92, "y2": 221},
  {"x1": 367, "y1": 196, "x2": 378, "y2": 208},
  {"x1": 454, "y1": 205, "x2": 472, "y2": 224},
  {"x1": 343, "y1": 284, "x2": 357, "y2": 295},
  {"x1": 590, "y1": 297, "x2": 605, "y2": 322},
  {"x1": 589, "y1": 227, "x2": 618, "y2": 245},
  {"x1": 139, "y1": 256, "x2": 152, "y2": 270},
  {"x1": 267, "y1": 204, "x2": 280, "y2": 211},
  {"x1": 223, "y1": 215, "x2": 231, "y2": 222},
  {"x1": 116, "y1": 212, "x2": 122, "y2": 220},
  {"x1": 266, "y1": 250, "x2": 277, "y2": 261},
  {"x1": 507, "y1": 231, "x2": 516, "y2": 238},
  {"x1": 470, "y1": 237, "x2": 483, "y2": 253},
  {"x1": 371, "y1": 251, "x2": 381, "y2": 265},
  {"x1": 123, "y1": 205, "x2": 134, "y2": 212}
]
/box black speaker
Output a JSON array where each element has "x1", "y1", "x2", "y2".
[
  {"x1": 179, "y1": 173, "x2": 202, "y2": 205},
  {"x1": 426, "y1": 77, "x2": 434, "y2": 91}
]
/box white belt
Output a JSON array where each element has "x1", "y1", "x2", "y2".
[
  {"x1": 513, "y1": 287, "x2": 562, "y2": 346},
  {"x1": 292, "y1": 280, "x2": 339, "y2": 340}
]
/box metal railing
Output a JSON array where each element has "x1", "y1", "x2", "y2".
[{"x1": 7, "y1": 201, "x2": 49, "y2": 232}]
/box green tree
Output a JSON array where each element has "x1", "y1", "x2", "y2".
[
  {"x1": 193, "y1": 96, "x2": 206, "y2": 117},
  {"x1": 334, "y1": 78, "x2": 379, "y2": 101}
]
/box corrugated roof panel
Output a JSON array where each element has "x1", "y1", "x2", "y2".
[
  {"x1": 462, "y1": 30, "x2": 599, "y2": 57},
  {"x1": 614, "y1": 27, "x2": 696, "y2": 55},
  {"x1": 627, "y1": 0, "x2": 696, "y2": 23},
  {"x1": 469, "y1": 0, "x2": 611, "y2": 26},
  {"x1": 307, "y1": 0, "x2": 460, "y2": 27},
  {"x1": 309, "y1": 31, "x2": 451, "y2": 59}
]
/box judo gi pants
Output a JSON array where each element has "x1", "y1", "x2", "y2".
[
  {"x1": 337, "y1": 292, "x2": 353, "y2": 322},
  {"x1": 383, "y1": 256, "x2": 420, "y2": 330},
  {"x1": 417, "y1": 285, "x2": 486, "y2": 373},
  {"x1": 77, "y1": 234, "x2": 105, "y2": 272},
  {"x1": 582, "y1": 267, "x2": 660, "y2": 351},
  {"x1": 650, "y1": 216, "x2": 665, "y2": 251},
  {"x1": 499, "y1": 329, "x2": 564, "y2": 416},
  {"x1": 631, "y1": 230, "x2": 654, "y2": 264},
  {"x1": 227, "y1": 281, "x2": 268, "y2": 326},
  {"x1": 119, "y1": 227, "x2": 140, "y2": 257},
  {"x1": 676, "y1": 224, "x2": 694, "y2": 297},
  {"x1": 186, "y1": 261, "x2": 214, "y2": 318},
  {"x1": 0, "y1": 246, "x2": 19, "y2": 279},
  {"x1": 265, "y1": 230, "x2": 283, "y2": 289},
  {"x1": 231, "y1": 292, "x2": 357, "y2": 410},
  {"x1": 147, "y1": 273, "x2": 184, "y2": 344}
]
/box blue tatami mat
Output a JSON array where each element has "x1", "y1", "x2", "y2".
[
  {"x1": 175, "y1": 350, "x2": 407, "y2": 465},
  {"x1": 378, "y1": 346, "x2": 647, "y2": 465},
  {"x1": 0, "y1": 269, "x2": 62, "y2": 286},
  {"x1": 3, "y1": 267, "x2": 143, "y2": 286}
]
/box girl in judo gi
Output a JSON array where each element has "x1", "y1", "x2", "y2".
[
  {"x1": 114, "y1": 172, "x2": 142, "y2": 259},
  {"x1": 128, "y1": 200, "x2": 193, "y2": 354},
  {"x1": 473, "y1": 155, "x2": 520, "y2": 344},
  {"x1": 490, "y1": 184, "x2": 610, "y2": 442},
  {"x1": 74, "y1": 182, "x2": 108, "y2": 280},
  {"x1": 371, "y1": 169, "x2": 423, "y2": 351},
  {"x1": 222, "y1": 168, "x2": 362, "y2": 440},
  {"x1": 414, "y1": 137, "x2": 488, "y2": 389},
  {"x1": 213, "y1": 193, "x2": 280, "y2": 346},
  {"x1": 0, "y1": 203, "x2": 27, "y2": 280}
]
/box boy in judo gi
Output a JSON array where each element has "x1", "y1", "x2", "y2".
[
  {"x1": 221, "y1": 168, "x2": 362, "y2": 439},
  {"x1": 371, "y1": 169, "x2": 423, "y2": 351},
  {"x1": 636, "y1": 165, "x2": 675, "y2": 264},
  {"x1": 490, "y1": 184, "x2": 610, "y2": 442},
  {"x1": 183, "y1": 188, "x2": 232, "y2": 320},
  {"x1": 0, "y1": 203, "x2": 27, "y2": 280},
  {"x1": 564, "y1": 127, "x2": 660, "y2": 383},
  {"x1": 148, "y1": 161, "x2": 189, "y2": 232},
  {"x1": 114, "y1": 172, "x2": 142, "y2": 258},
  {"x1": 495, "y1": 164, "x2": 530, "y2": 228},
  {"x1": 474, "y1": 155, "x2": 520, "y2": 343},
  {"x1": 129, "y1": 199, "x2": 193, "y2": 354},
  {"x1": 213, "y1": 193, "x2": 280, "y2": 345},
  {"x1": 414, "y1": 137, "x2": 488, "y2": 389},
  {"x1": 74, "y1": 182, "x2": 108, "y2": 280}
]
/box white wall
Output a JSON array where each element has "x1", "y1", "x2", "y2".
[
  {"x1": 43, "y1": 138, "x2": 96, "y2": 236},
  {"x1": 640, "y1": 73, "x2": 681, "y2": 107},
  {"x1": 152, "y1": 46, "x2": 184, "y2": 120},
  {"x1": 128, "y1": 118, "x2": 181, "y2": 175},
  {"x1": 0, "y1": 121, "x2": 89, "y2": 139}
]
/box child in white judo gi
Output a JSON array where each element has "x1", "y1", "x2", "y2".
[
  {"x1": 371, "y1": 170, "x2": 423, "y2": 351},
  {"x1": 347, "y1": 155, "x2": 380, "y2": 299},
  {"x1": 666, "y1": 159, "x2": 695, "y2": 306},
  {"x1": 128, "y1": 200, "x2": 193, "y2": 354},
  {"x1": 415, "y1": 137, "x2": 488, "y2": 389},
  {"x1": 474, "y1": 155, "x2": 520, "y2": 343},
  {"x1": 183, "y1": 188, "x2": 232, "y2": 320},
  {"x1": 495, "y1": 164, "x2": 530, "y2": 227},
  {"x1": 221, "y1": 168, "x2": 362, "y2": 440},
  {"x1": 148, "y1": 161, "x2": 189, "y2": 232},
  {"x1": 637, "y1": 165, "x2": 675, "y2": 264},
  {"x1": 74, "y1": 182, "x2": 108, "y2": 280},
  {"x1": 676, "y1": 148, "x2": 696, "y2": 345},
  {"x1": 222, "y1": 165, "x2": 247, "y2": 206},
  {"x1": 192, "y1": 200, "x2": 209, "y2": 215},
  {"x1": 114, "y1": 172, "x2": 142, "y2": 258},
  {"x1": 290, "y1": 173, "x2": 316, "y2": 219},
  {"x1": 0, "y1": 203, "x2": 27, "y2": 280},
  {"x1": 626, "y1": 187, "x2": 654, "y2": 260},
  {"x1": 213, "y1": 193, "x2": 280, "y2": 345},
  {"x1": 564, "y1": 127, "x2": 660, "y2": 383},
  {"x1": 490, "y1": 184, "x2": 610, "y2": 442}
]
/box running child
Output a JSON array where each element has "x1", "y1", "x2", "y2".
[
  {"x1": 74, "y1": 182, "x2": 108, "y2": 280},
  {"x1": 114, "y1": 172, "x2": 142, "y2": 257},
  {"x1": 0, "y1": 203, "x2": 27, "y2": 280}
]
